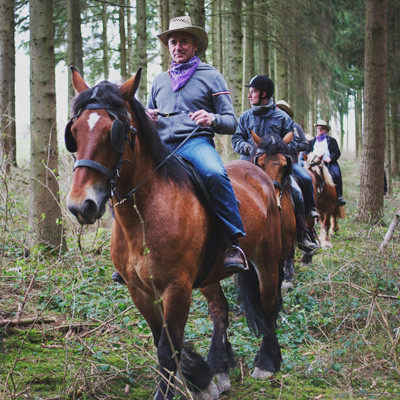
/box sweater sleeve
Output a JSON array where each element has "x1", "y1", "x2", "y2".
[{"x1": 211, "y1": 73, "x2": 237, "y2": 134}]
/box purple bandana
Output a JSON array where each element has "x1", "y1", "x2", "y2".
[
  {"x1": 316, "y1": 133, "x2": 327, "y2": 142},
  {"x1": 169, "y1": 56, "x2": 200, "y2": 92}
]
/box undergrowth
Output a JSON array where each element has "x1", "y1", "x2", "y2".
[{"x1": 1, "y1": 154, "x2": 399, "y2": 399}]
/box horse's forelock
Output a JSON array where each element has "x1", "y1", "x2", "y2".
[
  {"x1": 259, "y1": 134, "x2": 288, "y2": 155},
  {"x1": 72, "y1": 81, "x2": 127, "y2": 121}
]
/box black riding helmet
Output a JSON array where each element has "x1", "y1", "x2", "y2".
[{"x1": 245, "y1": 75, "x2": 274, "y2": 103}]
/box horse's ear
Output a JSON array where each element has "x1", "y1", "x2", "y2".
[
  {"x1": 70, "y1": 66, "x2": 89, "y2": 93},
  {"x1": 120, "y1": 67, "x2": 142, "y2": 101},
  {"x1": 283, "y1": 131, "x2": 293, "y2": 144},
  {"x1": 251, "y1": 130, "x2": 262, "y2": 146}
]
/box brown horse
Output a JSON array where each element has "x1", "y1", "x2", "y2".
[
  {"x1": 251, "y1": 133, "x2": 297, "y2": 289},
  {"x1": 65, "y1": 68, "x2": 282, "y2": 399},
  {"x1": 304, "y1": 152, "x2": 345, "y2": 249}
]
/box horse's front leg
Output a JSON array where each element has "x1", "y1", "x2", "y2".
[
  {"x1": 201, "y1": 282, "x2": 235, "y2": 394},
  {"x1": 321, "y1": 214, "x2": 332, "y2": 249},
  {"x1": 154, "y1": 284, "x2": 192, "y2": 400}
]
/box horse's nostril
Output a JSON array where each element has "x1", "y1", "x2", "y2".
[{"x1": 82, "y1": 199, "x2": 99, "y2": 220}]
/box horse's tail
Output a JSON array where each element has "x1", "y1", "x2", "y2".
[{"x1": 237, "y1": 261, "x2": 273, "y2": 336}]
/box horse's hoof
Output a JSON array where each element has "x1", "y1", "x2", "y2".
[
  {"x1": 194, "y1": 380, "x2": 220, "y2": 400},
  {"x1": 251, "y1": 367, "x2": 273, "y2": 379},
  {"x1": 281, "y1": 280, "x2": 294, "y2": 290},
  {"x1": 214, "y1": 372, "x2": 231, "y2": 393}
]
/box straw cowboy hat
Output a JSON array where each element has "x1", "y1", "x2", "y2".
[
  {"x1": 157, "y1": 16, "x2": 209, "y2": 55},
  {"x1": 315, "y1": 119, "x2": 331, "y2": 131},
  {"x1": 276, "y1": 100, "x2": 294, "y2": 119}
]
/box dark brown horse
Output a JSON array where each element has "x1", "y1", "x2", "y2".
[
  {"x1": 304, "y1": 152, "x2": 345, "y2": 249},
  {"x1": 65, "y1": 68, "x2": 282, "y2": 399},
  {"x1": 251, "y1": 133, "x2": 297, "y2": 289}
]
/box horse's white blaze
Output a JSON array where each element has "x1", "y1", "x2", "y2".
[{"x1": 88, "y1": 112, "x2": 100, "y2": 130}]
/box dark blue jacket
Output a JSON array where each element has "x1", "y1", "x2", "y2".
[{"x1": 232, "y1": 101, "x2": 294, "y2": 161}]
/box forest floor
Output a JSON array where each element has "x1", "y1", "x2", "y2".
[{"x1": 1, "y1": 154, "x2": 400, "y2": 399}]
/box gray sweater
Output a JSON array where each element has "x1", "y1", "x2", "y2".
[{"x1": 147, "y1": 61, "x2": 237, "y2": 144}]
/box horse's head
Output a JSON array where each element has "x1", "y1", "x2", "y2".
[
  {"x1": 252, "y1": 131, "x2": 292, "y2": 184},
  {"x1": 304, "y1": 152, "x2": 335, "y2": 187},
  {"x1": 66, "y1": 67, "x2": 141, "y2": 224}
]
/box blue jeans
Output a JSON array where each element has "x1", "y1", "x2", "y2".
[
  {"x1": 292, "y1": 162, "x2": 317, "y2": 213},
  {"x1": 168, "y1": 136, "x2": 245, "y2": 238}
]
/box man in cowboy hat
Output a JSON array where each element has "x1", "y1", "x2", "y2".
[
  {"x1": 146, "y1": 16, "x2": 246, "y2": 274},
  {"x1": 307, "y1": 119, "x2": 346, "y2": 206},
  {"x1": 232, "y1": 76, "x2": 317, "y2": 251},
  {"x1": 276, "y1": 100, "x2": 319, "y2": 220}
]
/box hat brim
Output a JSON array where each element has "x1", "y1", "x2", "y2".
[
  {"x1": 158, "y1": 27, "x2": 208, "y2": 55},
  {"x1": 277, "y1": 104, "x2": 294, "y2": 119},
  {"x1": 315, "y1": 124, "x2": 331, "y2": 131}
]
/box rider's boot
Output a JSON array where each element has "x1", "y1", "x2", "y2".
[
  {"x1": 296, "y1": 212, "x2": 318, "y2": 251},
  {"x1": 112, "y1": 270, "x2": 125, "y2": 284},
  {"x1": 223, "y1": 236, "x2": 248, "y2": 274}
]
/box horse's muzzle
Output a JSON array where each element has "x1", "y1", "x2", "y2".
[{"x1": 67, "y1": 192, "x2": 109, "y2": 225}]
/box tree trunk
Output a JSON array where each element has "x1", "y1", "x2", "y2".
[
  {"x1": 255, "y1": 0, "x2": 270, "y2": 76},
  {"x1": 136, "y1": 0, "x2": 147, "y2": 102},
  {"x1": 355, "y1": 88, "x2": 363, "y2": 158},
  {"x1": 29, "y1": 0, "x2": 66, "y2": 250},
  {"x1": 169, "y1": 0, "x2": 185, "y2": 17},
  {"x1": 126, "y1": 0, "x2": 133, "y2": 76},
  {"x1": 158, "y1": 0, "x2": 169, "y2": 70},
  {"x1": 102, "y1": 3, "x2": 109, "y2": 80},
  {"x1": 210, "y1": 0, "x2": 221, "y2": 70},
  {"x1": 119, "y1": 0, "x2": 127, "y2": 81},
  {"x1": 188, "y1": 0, "x2": 205, "y2": 28},
  {"x1": 0, "y1": 0, "x2": 16, "y2": 167},
  {"x1": 226, "y1": 0, "x2": 242, "y2": 114},
  {"x1": 66, "y1": 0, "x2": 83, "y2": 109},
  {"x1": 359, "y1": 0, "x2": 387, "y2": 222},
  {"x1": 242, "y1": 0, "x2": 254, "y2": 113}
]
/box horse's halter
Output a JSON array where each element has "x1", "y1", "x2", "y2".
[{"x1": 65, "y1": 101, "x2": 137, "y2": 198}]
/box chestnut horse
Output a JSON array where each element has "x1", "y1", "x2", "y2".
[
  {"x1": 251, "y1": 133, "x2": 297, "y2": 289},
  {"x1": 304, "y1": 152, "x2": 345, "y2": 249},
  {"x1": 65, "y1": 68, "x2": 282, "y2": 400}
]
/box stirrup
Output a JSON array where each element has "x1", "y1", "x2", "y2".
[{"x1": 223, "y1": 245, "x2": 249, "y2": 274}]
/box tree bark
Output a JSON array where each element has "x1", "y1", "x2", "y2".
[
  {"x1": 226, "y1": 0, "x2": 242, "y2": 114},
  {"x1": 359, "y1": 0, "x2": 387, "y2": 222},
  {"x1": 119, "y1": 0, "x2": 127, "y2": 81},
  {"x1": 158, "y1": 0, "x2": 169, "y2": 70},
  {"x1": 101, "y1": 3, "x2": 109, "y2": 80},
  {"x1": 136, "y1": 0, "x2": 148, "y2": 102},
  {"x1": 169, "y1": 0, "x2": 185, "y2": 17},
  {"x1": 29, "y1": 0, "x2": 66, "y2": 250},
  {"x1": 66, "y1": 0, "x2": 83, "y2": 109},
  {"x1": 0, "y1": 0, "x2": 16, "y2": 167},
  {"x1": 242, "y1": 0, "x2": 254, "y2": 113}
]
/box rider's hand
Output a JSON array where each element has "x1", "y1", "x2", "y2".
[
  {"x1": 189, "y1": 110, "x2": 215, "y2": 127},
  {"x1": 146, "y1": 109, "x2": 158, "y2": 124}
]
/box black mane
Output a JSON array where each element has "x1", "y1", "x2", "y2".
[{"x1": 128, "y1": 97, "x2": 190, "y2": 185}]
